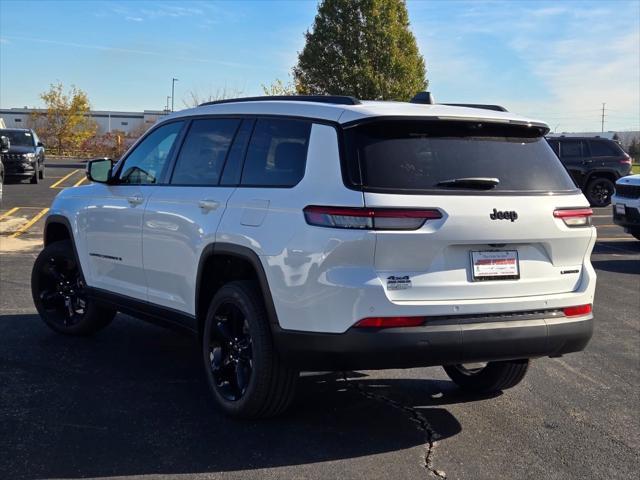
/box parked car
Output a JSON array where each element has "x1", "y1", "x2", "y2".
[
  {"x1": 0, "y1": 134, "x2": 8, "y2": 206},
  {"x1": 546, "y1": 136, "x2": 632, "y2": 207},
  {"x1": 31, "y1": 95, "x2": 595, "y2": 418},
  {"x1": 612, "y1": 174, "x2": 640, "y2": 240},
  {"x1": 0, "y1": 128, "x2": 46, "y2": 184}
]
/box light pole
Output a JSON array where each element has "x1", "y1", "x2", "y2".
[
  {"x1": 166, "y1": 96, "x2": 171, "y2": 113},
  {"x1": 171, "y1": 77, "x2": 179, "y2": 112}
]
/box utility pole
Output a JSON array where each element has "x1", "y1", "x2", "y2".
[
  {"x1": 601, "y1": 103, "x2": 606, "y2": 133},
  {"x1": 171, "y1": 77, "x2": 179, "y2": 112}
]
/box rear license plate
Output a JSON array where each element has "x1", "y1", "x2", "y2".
[
  {"x1": 471, "y1": 250, "x2": 520, "y2": 281},
  {"x1": 615, "y1": 203, "x2": 626, "y2": 215}
]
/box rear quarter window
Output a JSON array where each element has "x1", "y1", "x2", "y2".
[
  {"x1": 589, "y1": 140, "x2": 621, "y2": 157},
  {"x1": 241, "y1": 118, "x2": 311, "y2": 187},
  {"x1": 344, "y1": 120, "x2": 578, "y2": 195}
]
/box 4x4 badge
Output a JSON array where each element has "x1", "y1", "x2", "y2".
[{"x1": 490, "y1": 208, "x2": 518, "y2": 222}]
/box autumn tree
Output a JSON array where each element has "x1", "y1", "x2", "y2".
[
  {"x1": 33, "y1": 83, "x2": 97, "y2": 154},
  {"x1": 261, "y1": 78, "x2": 297, "y2": 96},
  {"x1": 293, "y1": 0, "x2": 427, "y2": 100}
]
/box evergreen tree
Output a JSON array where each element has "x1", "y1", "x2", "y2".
[{"x1": 293, "y1": 0, "x2": 427, "y2": 101}]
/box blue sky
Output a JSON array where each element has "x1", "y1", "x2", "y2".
[{"x1": 1, "y1": 0, "x2": 638, "y2": 132}]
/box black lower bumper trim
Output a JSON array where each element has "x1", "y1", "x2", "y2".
[{"x1": 273, "y1": 315, "x2": 593, "y2": 370}]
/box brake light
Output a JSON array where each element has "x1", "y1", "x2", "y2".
[
  {"x1": 563, "y1": 304, "x2": 592, "y2": 317},
  {"x1": 620, "y1": 154, "x2": 632, "y2": 165},
  {"x1": 303, "y1": 206, "x2": 442, "y2": 230},
  {"x1": 553, "y1": 208, "x2": 593, "y2": 227},
  {"x1": 354, "y1": 316, "x2": 426, "y2": 328}
]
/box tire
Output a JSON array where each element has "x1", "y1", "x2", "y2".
[
  {"x1": 443, "y1": 359, "x2": 529, "y2": 393},
  {"x1": 202, "y1": 280, "x2": 298, "y2": 418},
  {"x1": 30, "y1": 170, "x2": 39, "y2": 184},
  {"x1": 585, "y1": 177, "x2": 615, "y2": 207},
  {"x1": 31, "y1": 240, "x2": 116, "y2": 336},
  {"x1": 39, "y1": 165, "x2": 45, "y2": 180}
]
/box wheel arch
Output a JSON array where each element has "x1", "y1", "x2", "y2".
[
  {"x1": 44, "y1": 215, "x2": 73, "y2": 246},
  {"x1": 43, "y1": 215, "x2": 86, "y2": 282},
  {"x1": 195, "y1": 243, "x2": 280, "y2": 338},
  {"x1": 584, "y1": 169, "x2": 618, "y2": 185}
]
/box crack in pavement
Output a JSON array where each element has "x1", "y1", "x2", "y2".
[{"x1": 341, "y1": 372, "x2": 447, "y2": 478}]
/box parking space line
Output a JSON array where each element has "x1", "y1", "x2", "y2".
[
  {"x1": 72, "y1": 175, "x2": 87, "y2": 187},
  {"x1": 10, "y1": 208, "x2": 49, "y2": 238},
  {"x1": 0, "y1": 207, "x2": 20, "y2": 220},
  {"x1": 50, "y1": 169, "x2": 80, "y2": 189}
]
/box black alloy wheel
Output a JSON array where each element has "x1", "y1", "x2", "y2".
[
  {"x1": 586, "y1": 177, "x2": 615, "y2": 207},
  {"x1": 32, "y1": 240, "x2": 115, "y2": 335},
  {"x1": 36, "y1": 251, "x2": 87, "y2": 327},
  {"x1": 202, "y1": 281, "x2": 298, "y2": 418},
  {"x1": 207, "y1": 302, "x2": 254, "y2": 401}
]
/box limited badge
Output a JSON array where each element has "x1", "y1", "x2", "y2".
[{"x1": 387, "y1": 275, "x2": 411, "y2": 290}]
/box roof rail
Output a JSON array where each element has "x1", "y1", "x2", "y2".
[
  {"x1": 198, "y1": 95, "x2": 361, "y2": 107},
  {"x1": 442, "y1": 103, "x2": 508, "y2": 112}
]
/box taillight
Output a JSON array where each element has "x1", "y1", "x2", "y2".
[
  {"x1": 354, "y1": 316, "x2": 426, "y2": 328},
  {"x1": 620, "y1": 153, "x2": 632, "y2": 165},
  {"x1": 303, "y1": 206, "x2": 442, "y2": 230},
  {"x1": 563, "y1": 304, "x2": 592, "y2": 317},
  {"x1": 553, "y1": 208, "x2": 593, "y2": 227}
]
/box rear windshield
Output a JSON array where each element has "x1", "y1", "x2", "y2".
[{"x1": 344, "y1": 120, "x2": 578, "y2": 194}]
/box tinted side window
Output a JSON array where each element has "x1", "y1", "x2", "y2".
[
  {"x1": 170, "y1": 118, "x2": 240, "y2": 185},
  {"x1": 241, "y1": 119, "x2": 311, "y2": 187},
  {"x1": 119, "y1": 122, "x2": 183, "y2": 184},
  {"x1": 547, "y1": 139, "x2": 560, "y2": 156},
  {"x1": 560, "y1": 140, "x2": 583, "y2": 158},
  {"x1": 589, "y1": 140, "x2": 619, "y2": 157},
  {"x1": 221, "y1": 119, "x2": 254, "y2": 186}
]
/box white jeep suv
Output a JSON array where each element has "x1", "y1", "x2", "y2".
[{"x1": 31, "y1": 95, "x2": 596, "y2": 418}]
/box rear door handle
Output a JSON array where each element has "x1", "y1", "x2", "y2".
[
  {"x1": 127, "y1": 195, "x2": 144, "y2": 206},
  {"x1": 198, "y1": 199, "x2": 220, "y2": 212}
]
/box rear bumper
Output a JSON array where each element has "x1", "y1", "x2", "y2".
[
  {"x1": 274, "y1": 312, "x2": 593, "y2": 370},
  {"x1": 612, "y1": 200, "x2": 640, "y2": 231}
]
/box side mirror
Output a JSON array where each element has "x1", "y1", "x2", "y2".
[
  {"x1": 0, "y1": 136, "x2": 10, "y2": 153},
  {"x1": 37, "y1": 141, "x2": 44, "y2": 148},
  {"x1": 86, "y1": 158, "x2": 113, "y2": 183}
]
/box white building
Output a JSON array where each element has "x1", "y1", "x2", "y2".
[{"x1": 0, "y1": 107, "x2": 168, "y2": 135}]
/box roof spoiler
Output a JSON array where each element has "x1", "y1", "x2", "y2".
[
  {"x1": 410, "y1": 92, "x2": 508, "y2": 112},
  {"x1": 410, "y1": 92, "x2": 435, "y2": 105}
]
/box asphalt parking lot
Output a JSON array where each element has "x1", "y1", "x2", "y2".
[{"x1": 1, "y1": 161, "x2": 638, "y2": 480}]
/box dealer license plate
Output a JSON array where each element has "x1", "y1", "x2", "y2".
[{"x1": 471, "y1": 250, "x2": 520, "y2": 281}]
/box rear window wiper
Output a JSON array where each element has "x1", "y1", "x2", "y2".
[{"x1": 436, "y1": 177, "x2": 500, "y2": 189}]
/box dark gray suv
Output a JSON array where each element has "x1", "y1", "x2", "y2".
[
  {"x1": 546, "y1": 136, "x2": 632, "y2": 207},
  {"x1": 0, "y1": 128, "x2": 46, "y2": 184}
]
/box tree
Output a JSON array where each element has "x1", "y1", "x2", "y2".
[
  {"x1": 33, "y1": 83, "x2": 96, "y2": 154},
  {"x1": 293, "y1": 0, "x2": 427, "y2": 101},
  {"x1": 628, "y1": 137, "x2": 639, "y2": 161},
  {"x1": 261, "y1": 78, "x2": 297, "y2": 96}
]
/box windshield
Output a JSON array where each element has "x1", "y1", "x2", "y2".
[
  {"x1": 344, "y1": 120, "x2": 578, "y2": 195},
  {"x1": 1, "y1": 130, "x2": 35, "y2": 147}
]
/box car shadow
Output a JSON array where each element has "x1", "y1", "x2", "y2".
[
  {"x1": 592, "y1": 258, "x2": 640, "y2": 274},
  {"x1": 0, "y1": 313, "x2": 474, "y2": 480}
]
